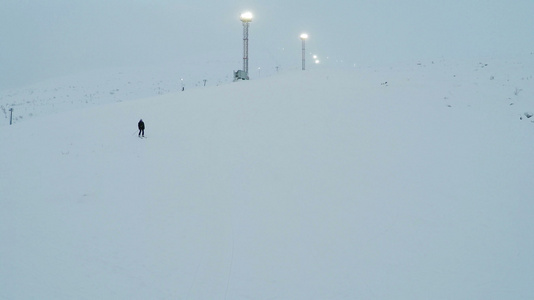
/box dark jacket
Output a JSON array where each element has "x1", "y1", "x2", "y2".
[{"x1": 138, "y1": 120, "x2": 145, "y2": 130}]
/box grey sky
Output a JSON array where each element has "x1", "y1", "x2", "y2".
[{"x1": 1, "y1": 0, "x2": 533, "y2": 89}]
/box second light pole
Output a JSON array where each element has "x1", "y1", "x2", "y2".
[{"x1": 300, "y1": 33, "x2": 308, "y2": 71}]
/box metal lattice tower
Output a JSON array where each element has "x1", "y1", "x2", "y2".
[
  {"x1": 239, "y1": 12, "x2": 253, "y2": 79},
  {"x1": 300, "y1": 33, "x2": 308, "y2": 71},
  {"x1": 242, "y1": 21, "x2": 250, "y2": 74}
]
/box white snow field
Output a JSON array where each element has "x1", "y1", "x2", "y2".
[{"x1": 1, "y1": 57, "x2": 534, "y2": 299}]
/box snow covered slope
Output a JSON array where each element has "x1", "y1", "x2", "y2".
[
  {"x1": 0, "y1": 59, "x2": 245, "y2": 126},
  {"x1": 1, "y1": 57, "x2": 533, "y2": 299}
]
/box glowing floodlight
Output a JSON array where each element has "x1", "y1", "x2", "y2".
[{"x1": 240, "y1": 12, "x2": 253, "y2": 23}]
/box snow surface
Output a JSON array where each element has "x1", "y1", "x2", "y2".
[{"x1": 1, "y1": 56, "x2": 534, "y2": 299}]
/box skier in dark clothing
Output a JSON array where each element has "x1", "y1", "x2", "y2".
[{"x1": 138, "y1": 119, "x2": 145, "y2": 137}]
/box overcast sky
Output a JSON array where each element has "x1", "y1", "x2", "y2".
[{"x1": 1, "y1": 0, "x2": 533, "y2": 89}]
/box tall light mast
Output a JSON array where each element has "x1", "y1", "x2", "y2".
[
  {"x1": 300, "y1": 33, "x2": 308, "y2": 71},
  {"x1": 240, "y1": 12, "x2": 253, "y2": 77}
]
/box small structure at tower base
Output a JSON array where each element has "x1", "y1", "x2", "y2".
[{"x1": 233, "y1": 70, "x2": 249, "y2": 81}]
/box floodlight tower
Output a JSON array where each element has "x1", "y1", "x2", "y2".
[
  {"x1": 300, "y1": 33, "x2": 308, "y2": 70},
  {"x1": 240, "y1": 12, "x2": 253, "y2": 77}
]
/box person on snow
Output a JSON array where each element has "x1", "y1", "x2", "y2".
[{"x1": 138, "y1": 119, "x2": 145, "y2": 137}]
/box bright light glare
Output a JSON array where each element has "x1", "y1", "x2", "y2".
[
  {"x1": 240, "y1": 12, "x2": 253, "y2": 22},
  {"x1": 300, "y1": 33, "x2": 308, "y2": 40},
  {"x1": 315, "y1": 60, "x2": 320, "y2": 64}
]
